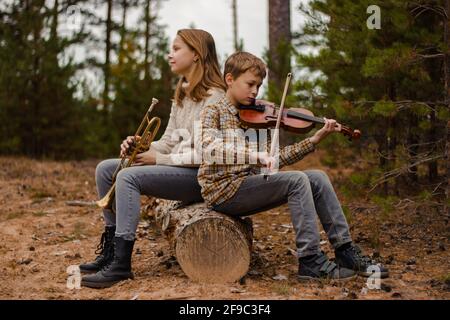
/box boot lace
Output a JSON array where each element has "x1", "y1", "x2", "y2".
[
  {"x1": 94, "y1": 231, "x2": 107, "y2": 255},
  {"x1": 351, "y1": 245, "x2": 373, "y2": 267}
]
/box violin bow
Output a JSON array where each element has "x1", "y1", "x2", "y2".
[{"x1": 264, "y1": 73, "x2": 292, "y2": 180}]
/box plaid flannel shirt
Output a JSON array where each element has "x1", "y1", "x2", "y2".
[{"x1": 197, "y1": 96, "x2": 316, "y2": 207}]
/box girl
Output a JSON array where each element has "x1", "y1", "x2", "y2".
[{"x1": 79, "y1": 29, "x2": 226, "y2": 288}]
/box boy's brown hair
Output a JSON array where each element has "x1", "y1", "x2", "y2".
[{"x1": 224, "y1": 52, "x2": 267, "y2": 82}]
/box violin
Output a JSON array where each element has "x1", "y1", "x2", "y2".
[
  {"x1": 244, "y1": 73, "x2": 360, "y2": 180},
  {"x1": 239, "y1": 101, "x2": 361, "y2": 141}
]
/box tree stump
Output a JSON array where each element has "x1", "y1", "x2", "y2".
[{"x1": 148, "y1": 200, "x2": 253, "y2": 283}]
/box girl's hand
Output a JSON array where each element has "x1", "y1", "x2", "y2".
[
  {"x1": 120, "y1": 136, "x2": 141, "y2": 157},
  {"x1": 133, "y1": 149, "x2": 156, "y2": 166},
  {"x1": 309, "y1": 118, "x2": 342, "y2": 145}
]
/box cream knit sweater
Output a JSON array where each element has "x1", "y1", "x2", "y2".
[{"x1": 150, "y1": 88, "x2": 224, "y2": 166}]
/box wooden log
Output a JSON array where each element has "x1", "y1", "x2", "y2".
[{"x1": 149, "y1": 200, "x2": 253, "y2": 283}]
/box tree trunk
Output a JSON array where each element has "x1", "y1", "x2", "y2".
[
  {"x1": 103, "y1": 0, "x2": 112, "y2": 111},
  {"x1": 444, "y1": 0, "x2": 450, "y2": 215},
  {"x1": 268, "y1": 0, "x2": 291, "y2": 91},
  {"x1": 388, "y1": 83, "x2": 398, "y2": 195},
  {"x1": 31, "y1": 1, "x2": 44, "y2": 157},
  {"x1": 374, "y1": 131, "x2": 389, "y2": 194},
  {"x1": 119, "y1": 0, "x2": 128, "y2": 66},
  {"x1": 147, "y1": 200, "x2": 253, "y2": 283},
  {"x1": 51, "y1": 0, "x2": 58, "y2": 41},
  {"x1": 144, "y1": 0, "x2": 151, "y2": 81},
  {"x1": 407, "y1": 112, "x2": 419, "y2": 183},
  {"x1": 428, "y1": 111, "x2": 438, "y2": 182},
  {"x1": 268, "y1": 0, "x2": 293, "y2": 145},
  {"x1": 232, "y1": 0, "x2": 239, "y2": 51}
]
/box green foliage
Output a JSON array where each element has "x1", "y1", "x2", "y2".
[
  {"x1": 439, "y1": 273, "x2": 450, "y2": 284},
  {"x1": 362, "y1": 45, "x2": 413, "y2": 78},
  {"x1": 320, "y1": 154, "x2": 338, "y2": 168},
  {"x1": 350, "y1": 173, "x2": 370, "y2": 187},
  {"x1": 109, "y1": 27, "x2": 172, "y2": 155},
  {"x1": 372, "y1": 100, "x2": 397, "y2": 118},
  {"x1": 418, "y1": 119, "x2": 432, "y2": 131},
  {"x1": 418, "y1": 190, "x2": 433, "y2": 202},
  {"x1": 264, "y1": 39, "x2": 294, "y2": 102},
  {"x1": 436, "y1": 105, "x2": 450, "y2": 121},
  {"x1": 293, "y1": 0, "x2": 447, "y2": 198},
  {"x1": 342, "y1": 205, "x2": 353, "y2": 225},
  {"x1": 371, "y1": 195, "x2": 399, "y2": 219},
  {"x1": 0, "y1": 0, "x2": 172, "y2": 159}
]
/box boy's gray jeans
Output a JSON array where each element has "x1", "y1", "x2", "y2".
[
  {"x1": 96, "y1": 159, "x2": 203, "y2": 241},
  {"x1": 213, "y1": 170, "x2": 352, "y2": 258}
]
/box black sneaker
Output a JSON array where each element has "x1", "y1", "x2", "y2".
[
  {"x1": 335, "y1": 244, "x2": 389, "y2": 278},
  {"x1": 298, "y1": 251, "x2": 356, "y2": 281}
]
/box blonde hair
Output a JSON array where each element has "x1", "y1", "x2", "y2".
[
  {"x1": 173, "y1": 29, "x2": 226, "y2": 106},
  {"x1": 224, "y1": 51, "x2": 267, "y2": 82}
]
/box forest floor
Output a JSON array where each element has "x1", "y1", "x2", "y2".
[{"x1": 0, "y1": 154, "x2": 449, "y2": 300}]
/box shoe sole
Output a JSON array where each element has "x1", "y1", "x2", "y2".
[
  {"x1": 81, "y1": 279, "x2": 122, "y2": 288},
  {"x1": 80, "y1": 269, "x2": 98, "y2": 275},
  {"x1": 297, "y1": 274, "x2": 358, "y2": 283},
  {"x1": 81, "y1": 274, "x2": 134, "y2": 289},
  {"x1": 358, "y1": 271, "x2": 389, "y2": 278}
]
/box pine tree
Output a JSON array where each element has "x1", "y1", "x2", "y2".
[
  {"x1": 109, "y1": 0, "x2": 172, "y2": 154},
  {"x1": 294, "y1": 0, "x2": 448, "y2": 199},
  {"x1": 0, "y1": 0, "x2": 89, "y2": 159}
]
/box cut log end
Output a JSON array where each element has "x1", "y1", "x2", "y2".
[
  {"x1": 175, "y1": 214, "x2": 251, "y2": 283},
  {"x1": 145, "y1": 200, "x2": 253, "y2": 284}
]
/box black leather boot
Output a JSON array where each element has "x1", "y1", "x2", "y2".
[
  {"x1": 79, "y1": 226, "x2": 115, "y2": 274},
  {"x1": 81, "y1": 236, "x2": 135, "y2": 288}
]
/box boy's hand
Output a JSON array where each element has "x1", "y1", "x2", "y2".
[
  {"x1": 251, "y1": 151, "x2": 276, "y2": 171},
  {"x1": 309, "y1": 118, "x2": 342, "y2": 145}
]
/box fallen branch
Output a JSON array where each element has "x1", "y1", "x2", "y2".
[
  {"x1": 65, "y1": 200, "x2": 97, "y2": 207},
  {"x1": 369, "y1": 154, "x2": 444, "y2": 192}
]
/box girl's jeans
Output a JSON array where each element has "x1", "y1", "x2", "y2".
[{"x1": 95, "y1": 159, "x2": 202, "y2": 240}]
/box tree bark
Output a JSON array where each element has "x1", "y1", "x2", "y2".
[
  {"x1": 232, "y1": 0, "x2": 239, "y2": 51},
  {"x1": 428, "y1": 111, "x2": 438, "y2": 182},
  {"x1": 118, "y1": 0, "x2": 128, "y2": 66},
  {"x1": 268, "y1": 0, "x2": 291, "y2": 90},
  {"x1": 51, "y1": 0, "x2": 58, "y2": 41},
  {"x1": 103, "y1": 0, "x2": 112, "y2": 111},
  {"x1": 444, "y1": 0, "x2": 450, "y2": 215},
  {"x1": 407, "y1": 112, "x2": 419, "y2": 183},
  {"x1": 144, "y1": 0, "x2": 151, "y2": 81},
  {"x1": 268, "y1": 0, "x2": 293, "y2": 145}
]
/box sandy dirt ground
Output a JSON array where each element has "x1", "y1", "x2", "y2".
[{"x1": 0, "y1": 154, "x2": 448, "y2": 300}]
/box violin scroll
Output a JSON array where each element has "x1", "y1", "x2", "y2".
[{"x1": 340, "y1": 125, "x2": 361, "y2": 141}]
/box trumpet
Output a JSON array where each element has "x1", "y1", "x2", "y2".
[{"x1": 97, "y1": 98, "x2": 161, "y2": 211}]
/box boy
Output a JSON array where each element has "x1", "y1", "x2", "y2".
[{"x1": 197, "y1": 52, "x2": 389, "y2": 281}]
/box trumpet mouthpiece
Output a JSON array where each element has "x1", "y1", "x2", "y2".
[{"x1": 147, "y1": 98, "x2": 159, "y2": 115}]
